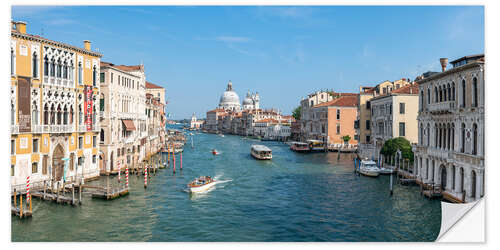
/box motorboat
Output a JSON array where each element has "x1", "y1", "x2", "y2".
[
  {"x1": 378, "y1": 166, "x2": 394, "y2": 175},
  {"x1": 290, "y1": 142, "x2": 310, "y2": 152},
  {"x1": 306, "y1": 139, "x2": 326, "y2": 152},
  {"x1": 212, "y1": 149, "x2": 220, "y2": 155},
  {"x1": 188, "y1": 176, "x2": 216, "y2": 193},
  {"x1": 358, "y1": 160, "x2": 380, "y2": 177},
  {"x1": 250, "y1": 145, "x2": 272, "y2": 160}
]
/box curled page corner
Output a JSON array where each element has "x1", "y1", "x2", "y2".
[{"x1": 436, "y1": 199, "x2": 484, "y2": 242}]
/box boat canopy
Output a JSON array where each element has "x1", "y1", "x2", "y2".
[
  {"x1": 292, "y1": 142, "x2": 309, "y2": 146},
  {"x1": 251, "y1": 145, "x2": 272, "y2": 152}
]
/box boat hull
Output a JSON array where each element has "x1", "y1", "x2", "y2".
[
  {"x1": 251, "y1": 151, "x2": 272, "y2": 160},
  {"x1": 359, "y1": 170, "x2": 380, "y2": 177},
  {"x1": 189, "y1": 181, "x2": 217, "y2": 193}
]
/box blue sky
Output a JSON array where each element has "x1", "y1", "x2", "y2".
[{"x1": 11, "y1": 6, "x2": 484, "y2": 119}]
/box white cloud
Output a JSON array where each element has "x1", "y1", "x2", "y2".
[{"x1": 215, "y1": 36, "x2": 251, "y2": 43}]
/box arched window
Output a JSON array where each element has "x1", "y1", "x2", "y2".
[
  {"x1": 50, "y1": 104, "x2": 55, "y2": 124},
  {"x1": 11, "y1": 103, "x2": 15, "y2": 125},
  {"x1": 78, "y1": 62, "x2": 83, "y2": 85},
  {"x1": 100, "y1": 129, "x2": 105, "y2": 142},
  {"x1": 44, "y1": 104, "x2": 49, "y2": 125},
  {"x1": 434, "y1": 86, "x2": 438, "y2": 103},
  {"x1": 427, "y1": 88, "x2": 430, "y2": 104},
  {"x1": 439, "y1": 86, "x2": 443, "y2": 102},
  {"x1": 435, "y1": 126, "x2": 438, "y2": 147},
  {"x1": 447, "y1": 83, "x2": 451, "y2": 102},
  {"x1": 92, "y1": 66, "x2": 97, "y2": 86},
  {"x1": 473, "y1": 77, "x2": 478, "y2": 107},
  {"x1": 452, "y1": 123, "x2": 455, "y2": 151},
  {"x1": 79, "y1": 105, "x2": 83, "y2": 125},
  {"x1": 50, "y1": 59, "x2": 55, "y2": 77},
  {"x1": 63, "y1": 105, "x2": 68, "y2": 125},
  {"x1": 32, "y1": 102, "x2": 38, "y2": 125},
  {"x1": 452, "y1": 82, "x2": 456, "y2": 101},
  {"x1": 11, "y1": 49, "x2": 15, "y2": 75},
  {"x1": 63, "y1": 61, "x2": 68, "y2": 79},
  {"x1": 420, "y1": 125, "x2": 424, "y2": 145},
  {"x1": 44, "y1": 55, "x2": 49, "y2": 76},
  {"x1": 57, "y1": 59, "x2": 62, "y2": 78},
  {"x1": 447, "y1": 123, "x2": 451, "y2": 150},
  {"x1": 69, "y1": 106, "x2": 74, "y2": 124},
  {"x1": 473, "y1": 123, "x2": 478, "y2": 155},
  {"x1": 56, "y1": 104, "x2": 62, "y2": 125},
  {"x1": 32, "y1": 52, "x2": 38, "y2": 78},
  {"x1": 461, "y1": 79, "x2": 466, "y2": 107},
  {"x1": 420, "y1": 91, "x2": 424, "y2": 110},
  {"x1": 426, "y1": 124, "x2": 430, "y2": 146},
  {"x1": 461, "y1": 123, "x2": 466, "y2": 153}
]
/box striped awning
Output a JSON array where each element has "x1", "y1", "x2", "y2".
[{"x1": 122, "y1": 119, "x2": 136, "y2": 131}]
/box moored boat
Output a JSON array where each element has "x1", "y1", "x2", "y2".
[
  {"x1": 250, "y1": 145, "x2": 272, "y2": 160},
  {"x1": 307, "y1": 139, "x2": 326, "y2": 152},
  {"x1": 188, "y1": 176, "x2": 216, "y2": 193},
  {"x1": 290, "y1": 142, "x2": 310, "y2": 152},
  {"x1": 358, "y1": 160, "x2": 380, "y2": 177}
]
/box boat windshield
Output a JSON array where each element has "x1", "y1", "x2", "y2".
[{"x1": 364, "y1": 163, "x2": 377, "y2": 168}]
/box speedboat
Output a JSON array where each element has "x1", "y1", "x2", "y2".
[
  {"x1": 212, "y1": 149, "x2": 220, "y2": 155},
  {"x1": 250, "y1": 145, "x2": 272, "y2": 160},
  {"x1": 358, "y1": 160, "x2": 380, "y2": 177},
  {"x1": 188, "y1": 176, "x2": 216, "y2": 193}
]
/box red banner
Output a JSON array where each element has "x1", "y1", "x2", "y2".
[{"x1": 84, "y1": 86, "x2": 93, "y2": 131}]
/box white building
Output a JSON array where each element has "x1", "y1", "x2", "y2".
[{"x1": 413, "y1": 55, "x2": 484, "y2": 203}]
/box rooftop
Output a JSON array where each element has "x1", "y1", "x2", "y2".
[
  {"x1": 146, "y1": 81, "x2": 164, "y2": 89},
  {"x1": 313, "y1": 95, "x2": 358, "y2": 108}
]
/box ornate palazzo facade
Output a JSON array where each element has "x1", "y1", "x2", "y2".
[
  {"x1": 10, "y1": 21, "x2": 101, "y2": 190},
  {"x1": 413, "y1": 55, "x2": 485, "y2": 203}
]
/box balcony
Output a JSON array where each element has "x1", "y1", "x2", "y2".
[
  {"x1": 40, "y1": 124, "x2": 74, "y2": 133},
  {"x1": 427, "y1": 101, "x2": 455, "y2": 114},
  {"x1": 32, "y1": 125, "x2": 43, "y2": 133}
]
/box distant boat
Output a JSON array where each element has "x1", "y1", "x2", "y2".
[
  {"x1": 290, "y1": 142, "x2": 310, "y2": 152},
  {"x1": 212, "y1": 149, "x2": 220, "y2": 155},
  {"x1": 250, "y1": 145, "x2": 272, "y2": 160},
  {"x1": 306, "y1": 139, "x2": 326, "y2": 152}
]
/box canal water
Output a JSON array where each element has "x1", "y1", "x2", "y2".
[{"x1": 12, "y1": 130, "x2": 441, "y2": 242}]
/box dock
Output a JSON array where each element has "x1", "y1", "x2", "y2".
[{"x1": 90, "y1": 187, "x2": 129, "y2": 200}]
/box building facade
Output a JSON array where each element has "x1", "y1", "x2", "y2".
[
  {"x1": 370, "y1": 83, "x2": 420, "y2": 158},
  {"x1": 99, "y1": 62, "x2": 147, "y2": 174},
  {"x1": 10, "y1": 21, "x2": 101, "y2": 189},
  {"x1": 413, "y1": 55, "x2": 485, "y2": 203}
]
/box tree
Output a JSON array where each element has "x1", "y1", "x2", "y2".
[
  {"x1": 292, "y1": 106, "x2": 302, "y2": 120},
  {"x1": 341, "y1": 135, "x2": 351, "y2": 143},
  {"x1": 380, "y1": 137, "x2": 414, "y2": 162}
]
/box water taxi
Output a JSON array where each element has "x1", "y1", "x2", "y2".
[
  {"x1": 307, "y1": 139, "x2": 326, "y2": 152},
  {"x1": 290, "y1": 142, "x2": 310, "y2": 152},
  {"x1": 250, "y1": 145, "x2": 272, "y2": 160},
  {"x1": 358, "y1": 160, "x2": 380, "y2": 177},
  {"x1": 188, "y1": 176, "x2": 216, "y2": 193}
]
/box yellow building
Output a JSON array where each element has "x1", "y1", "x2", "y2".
[{"x1": 10, "y1": 21, "x2": 102, "y2": 190}]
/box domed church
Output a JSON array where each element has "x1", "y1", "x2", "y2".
[
  {"x1": 218, "y1": 80, "x2": 241, "y2": 111},
  {"x1": 242, "y1": 90, "x2": 260, "y2": 110}
]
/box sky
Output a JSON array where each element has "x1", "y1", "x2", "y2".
[{"x1": 11, "y1": 5, "x2": 484, "y2": 119}]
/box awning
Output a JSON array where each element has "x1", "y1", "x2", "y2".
[{"x1": 122, "y1": 119, "x2": 136, "y2": 131}]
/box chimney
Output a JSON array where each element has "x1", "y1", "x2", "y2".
[
  {"x1": 83, "y1": 40, "x2": 91, "y2": 50},
  {"x1": 12, "y1": 21, "x2": 27, "y2": 34},
  {"x1": 439, "y1": 58, "x2": 448, "y2": 72}
]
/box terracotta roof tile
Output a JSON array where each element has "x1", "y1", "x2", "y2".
[
  {"x1": 391, "y1": 83, "x2": 419, "y2": 94},
  {"x1": 146, "y1": 81, "x2": 164, "y2": 89},
  {"x1": 313, "y1": 95, "x2": 358, "y2": 108}
]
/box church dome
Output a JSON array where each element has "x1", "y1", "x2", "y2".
[
  {"x1": 242, "y1": 91, "x2": 253, "y2": 105},
  {"x1": 218, "y1": 80, "x2": 241, "y2": 110}
]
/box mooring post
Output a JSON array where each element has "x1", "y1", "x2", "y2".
[
  {"x1": 173, "y1": 148, "x2": 176, "y2": 174},
  {"x1": 13, "y1": 189, "x2": 17, "y2": 208},
  {"x1": 180, "y1": 151, "x2": 183, "y2": 170},
  {"x1": 43, "y1": 180, "x2": 47, "y2": 199},
  {"x1": 144, "y1": 165, "x2": 148, "y2": 189},
  {"x1": 56, "y1": 181, "x2": 60, "y2": 203},
  {"x1": 390, "y1": 172, "x2": 394, "y2": 196},
  {"x1": 79, "y1": 179, "x2": 82, "y2": 205},
  {"x1": 29, "y1": 193, "x2": 32, "y2": 212},
  {"x1": 72, "y1": 185, "x2": 75, "y2": 205},
  {"x1": 20, "y1": 194, "x2": 23, "y2": 218}
]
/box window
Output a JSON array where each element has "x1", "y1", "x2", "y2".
[
  {"x1": 452, "y1": 82, "x2": 456, "y2": 101},
  {"x1": 461, "y1": 80, "x2": 466, "y2": 107},
  {"x1": 63, "y1": 61, "x2": 68, "y2": 79},
  {"x1": 473, "y1": 123, "x2": 478, "y2": 155},
  {"x1": 43, "y1": 155, "x2": 48, "y2": 174},
  {"x1": 93, "y1": 135, "x2": 96, "y2": 147},
  {"x1": 33, "y1": 138, "x2": 39, "y2": 153},
  {"x1": 461, "y1": 123, "x2": 466, "y2": 153},
  {"x1": 366, "y1": 120, "x2": 371, "y2": 130},
  {"x1": 57, "y1": 59, "x2": 62, "y2": 78},
  {"x1": 93, "y1": 66, "x2": 97, "y2": 86},
  {"x1": 396, "y1": 84, "x2": 400, "y2": 89},
  {"x1": 336, "y1": 124, "x2": 340, "y2": 134},
  {"x1": 70, "y1": 154, "x2": 74, "y2": 171},
  {"x1": 383, "y1": 87, "x2": 387, "y2": 94},
  {"x1": 32, "y1": 52, "x2": 38, "y2": 78},
  {"x1": 310, "y1": 100, "x2": 314, "y2": 106},
  {"x1": 92, "y1": 155, "x2": 97, "y2": 164},
  {"x1": 473, "y1": 77, "x2": 478, "y2": 107},
  {"x1": 11, "y1": 165, "x2": 14, "y2": 176},
  {"x1": 44, "y1": 56, "x2": 49, "y2": 76},
  {"x1": 11, "y1": 140, "x2": 15, "y2": 155},
  {"x1": 78, "y1": 157, "x2": 83, "y2": 166},
  {"x1": 78, "y1": 136, "x2": 83, "y2": 149},
  {"x1": 366, "y1": 135, "x2": 370, "y2": 142},
  {"x1": 111, "y1": 73, "x2": 113, "y2": 83},
  {"x1": 399, "y1": 102, "x2": 405, "y2": 114},
  {"x1": 399, "y1": 122, "x2": 405, "y2": 137},
  {"x1": 366, "y1": 101, "x2": 371, "y2": 110},
  {"x1": 11, "y1": 49, "x2": 15, "y2": 75},
  {"x1": 32, "y1": 162, "x2": 38, "y2": 174},
  {"x1": 336, "y1": 109, "x2": 340, "y2": 120},
  {"x1": 78, "y1": 62, "x2": 83, "y2": 85},
  {"x1": 434, "y1": 87, "x2": 438, "y2": 103},
  {"x1": 50, "y1": 59, "x2": 55, "y2": 77},
  {"x1": 427, "y1": 89, "x2": 431, "y2": 104}
]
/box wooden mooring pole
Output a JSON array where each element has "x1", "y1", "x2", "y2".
[
  {"x1": 13, "y1": 189, "x2": 17, "y2": 208},
  {"x1": 390, "y1": 173, "x2": 394, "y2": 196}
]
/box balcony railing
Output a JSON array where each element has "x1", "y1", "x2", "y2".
[
  {"x1": 32, "y1": 125, "x2": 43, "y2": 133},
  {"x1": 427, "y1": 101, "x2": 455, "y2": 113}
]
